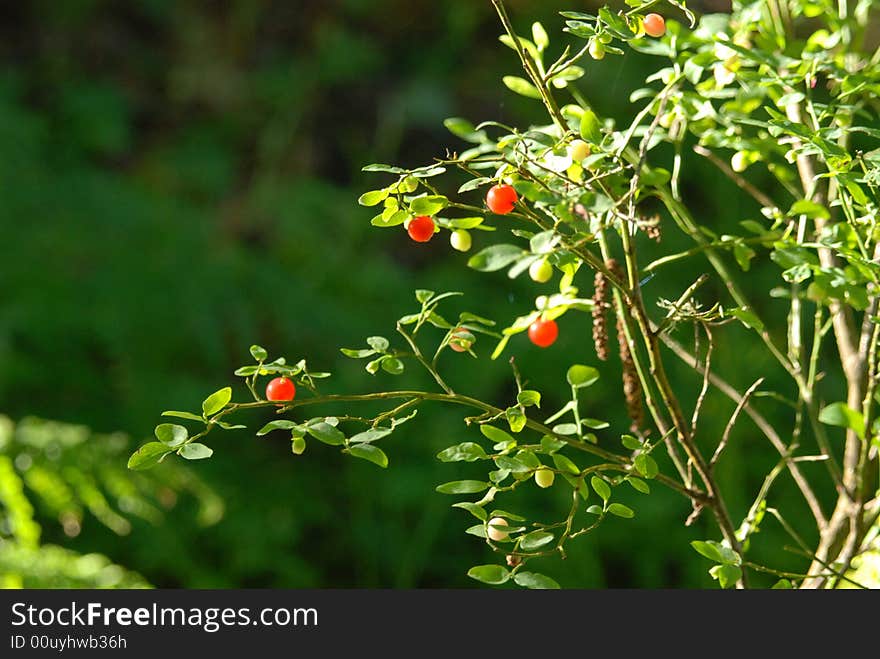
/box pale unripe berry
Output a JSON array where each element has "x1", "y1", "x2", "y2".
[
  {"x1": 292, "y1": 437, "x2": 306, "y2": 455},
  {"x1": 568, "y1": 139, "x2": 591, "y2": 162},
  {"x1": 534, "y1": 467, "x2": 555, "y2": 488},
  {"x1": 731, "y1": 151, "x2": 749, "y2": 173},
  {"x1": 487, "y1": 517, "x2": 509, "y2": 542},
  {"x1": 529, "y1": 259, "x2": 553, "y2": 283},
  {"x1": 450, "y1": 229, "x2": 472, "y2": 252},
  {"x1": 589, "y1": 39, "x2": 605, "y2": 60}
]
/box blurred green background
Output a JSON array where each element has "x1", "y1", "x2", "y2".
[{"x1": 0, "y1": 0, "x2": 831, "y2": 588}]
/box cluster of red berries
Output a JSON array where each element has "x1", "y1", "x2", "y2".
[
  {"x1": 406, "y1": 184, "x2": 560, "y2": 348},
  {"x1": 406, "y1": 183, "x2": 519, "y2": 244}
]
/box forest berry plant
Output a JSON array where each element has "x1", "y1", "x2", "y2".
[{"x1": 131, "y1": 0, "x2": 880, "y2": 589}]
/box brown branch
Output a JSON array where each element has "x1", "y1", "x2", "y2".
[
  {"x1": 711, "y1": 378, "x2": 765, "y2": 469},
  {"x1": 662, "y1": 333, "x2": 827, "y2": 530}
]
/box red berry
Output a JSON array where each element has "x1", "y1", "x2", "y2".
[
  {"x1": 407, "y1": 215, "x2": 435, "y2": 242},
  {"x1": 266, "y1": 377, "x2": 296, "y2": 401},
  {"x1": 486, "y1": 184, "x2": 518, "y2": 215},
  {"x1": 643, "y1": 13, "x2": 666, "y2": 38},
  {"x1": 528, "y1": 318, "x2": 559, "y2": 348}
]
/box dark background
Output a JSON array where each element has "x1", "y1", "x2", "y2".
[{"x1": 0, "y1": 0, "x2": 827, "y2": 587}]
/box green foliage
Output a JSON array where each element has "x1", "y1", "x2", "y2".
[{"x1": 0, "y1": 416, "x2": 221, "y2": 587}]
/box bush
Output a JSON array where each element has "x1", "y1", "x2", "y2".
[{"x1": 129, "y1": 0, "x2": 880, "y2": 589}]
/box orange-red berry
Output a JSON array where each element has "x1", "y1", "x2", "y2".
[
  {"x1": 266, "y1": 377, "x2": 296, "y2": 402},
  {"x1": 407, "y1": 215, "x2": 436, "y2": 242},
  {"x1": 486, "y1": 184, "x2": 518, "y2": 215},
  {"x1": 528, "y1": 318, "x2": 559, "y2": 348},
  {"x1": 643, "y1": 13, "x2": 666, "y2": 38}
]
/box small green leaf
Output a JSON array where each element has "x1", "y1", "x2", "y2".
[
  {"x1": 728, "y1": 307, "x2": 765, "y2": 332},
  {"x1": 340, "y1": 348, "x2": 377, "y2": 358},
  {"x1": 590, "y1": 476, "x2": 611, "y2": 501},
  {"x1": 818, "y1": 402, "x2": 865, "y2": 438},
  {"x1": 506, "y1": 407, "x2": 527, "y2": 433},
  {"x1": 626, "y1": 476, "x2": 650, "y2": 494},
  {"x1": 249, "y1": 345, "x2": 268, "y2": 361},
  {"x1": 581, "y1": 418, "x2": 609, "y2": 430},
  {"x1": 436, "y1": 480, "x2": 490, "y2": 494},
  {"x1": 346, "y1": 444, "x2": 389, "y2": 468},
  {"x1": 447, "y1": 216, "x2": 486, "y2": 229},
  {"x1": 179, "y1": 443, "x2": 213, "y2": 460},
  {"x1": 410, "y1": 195, "x2": 448, "y2": 215},
  {"x1": 480, "y1": 425, "x2": 515, "y2": 444},
  {"x1": 552, "y1": 423, "x2": 579, "y2": 436},
  {"x1": 710, "y1": 563, "x2": 742, "y2": 589},
  {"x1": 567, "y1": 364, "x2": 600, "y2": 388},
  {"x1": 468, "y1": 244, "x2": 525, "y2": 272},
  {"x1": 349, "y1": 427, "x2": 393, "y2": 444},
  {"x1": 444, "y1": 118, "x2": 486, "y2": 143},
  {"x1": 465, "y1": 524, "x2": 488, "y2": 539},
  {"x1": 513, "y1": 571, "x2": 560, "y2": 589},
  {"x1": 532, "y1": 22, "x2": 549, "y2": 50},
  {"x1": 517, "y1": 390, "x2": 541, "y2": 408},
  {"x1": 437, "y1": 442, "x2": 488, "y2": 462},
  {"x1": 467, "y1": 564, "x2": 510, "y2": 585},
  {"x1": 586, "y1": 504, "x2": 603, "y2": 515},
  {"x1": 452, "y1": 502, "x2": 487, "y2": 521},
  {"x1": 621, "y1": 434, "x2": 642, "y2": 450},
  {"x1": 552, "y1": 453, "x2": 580, "y2": 475},
  {"x1": 154, "y1": 423, "x2": 188, "y2": 447},
  {"x1": 579, "y1": 108, "x2": 601, "y2": 144},
  {"x1": 381, "y1": 356, "x2": 405, "y2": 375},
  {"x1": 520, "y1": 531, "x2": 554, "y2": 551},
  {"x1": 634, "y1": 454, "x2": 659, "y2": 479},
  {"x1": 127, "y1": 442, "x2": 172, "y2": 470},
  {"x1": 362, "y1": 163, "x2": 405, "y2": 173},
  {"x1": 367, "y1": 336, "x2": 389, "y2": 352},
  {"x1": 540, "y1": 435, "x2": 566, "y2": 454},
  {"x1": 490, "y1": 509, "x2": 525, "y2": 521},
  {"x1": 371, "y1": 209, "x2": 409, "y2": 227},
  {"x1": 608, "y1": 503, "x2": 634, "y2": 518},
  {"x1": 502, "y1": 75, "x2": 542, "y2": 99},
  {"x1": 202, "y1": 387, "x2": 232, "y2": 417},
  {"x1": 256, "y1": 420, "x2": 300, "y2": 436},
  {"x1": 690, "y1": 540, "x2": 725, "y2": 563},
  {"x1": 161, "y1": 410, "x2": 205, "y2": 422},
  {"x1": 306, "y1": 422, "x2": 346, "y2": 446},
  {"x1": 358, "y1": 189, "x2": 389, "y2": 206},
  {"x1": 772, "y1": 579, "x2": 794, "y2": 589},
  {"x1": 789, "y1": 199, "x2": 830, "y2": 220},
  {"x1": 215, "y1": 421, "x2": 247, "y2": 430},
  {"x1": 494, "y1": 455, "x2": 531, "y2": 473}
]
